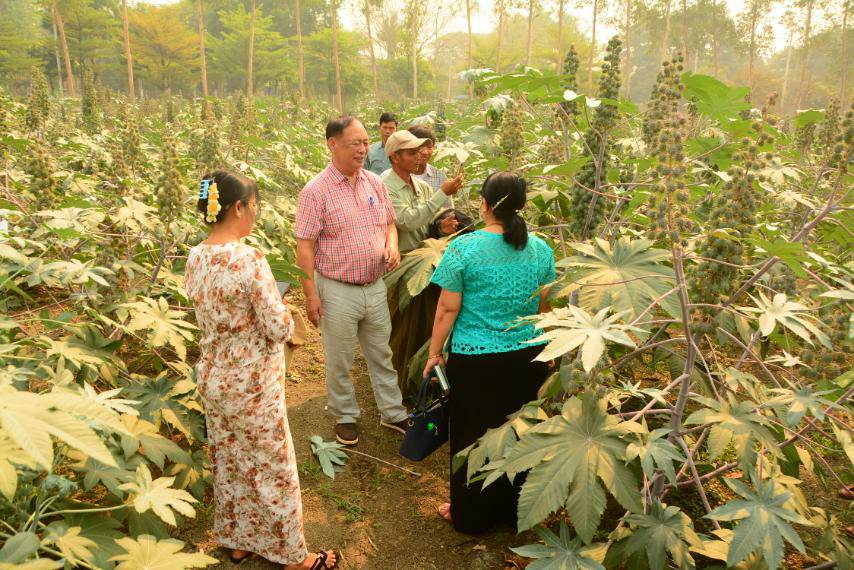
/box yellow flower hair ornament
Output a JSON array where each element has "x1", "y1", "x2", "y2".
[{"x1": 205, "y1": 181, "x2": 221, "y2": 223}]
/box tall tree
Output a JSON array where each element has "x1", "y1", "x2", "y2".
[
  {"x1": 841, "y1": 0, "x2": 849, "y2": 104},
  {"x1": 208, "y1": 6, "x2": 287, "y2": 92},
  {"x1": 121, "y1": 0, "x2": 134, "y2": 100},
  {"x1": 680, "y1": 0, "x2": 688, "y2": 60},
  {"x1": 295, "y1": 0, "x2": 305, "y2": 98},
  {"x1": 712, "y1": 0, "x2": 720, "y2": 76},
  {"x1": 779, "y1": 10, "x2": 796, "y2": 111},
  {"x1": 741, "y1": 0, "x2": 772, "y2": 93},
  {"x1": 197, "y1": 0, "x2": 208, "y2": 97},
  {"x1": 660, "y1": 0, "x2": 672, "y2": 61},
  {"x1": 331, "y1": 0, "x2": 343, "y2": 111},
  {"x1": 128, "y1": 5, "x2": 199, "y2": 92},
  {"x1": 556, "y1": 0, "x2": 566, "y2": 70},
  {"x1": 363, "y1": 0, "x2": 379, "y2": 99},
  {"x1": 587, "y1": 0, "x2": 600, "y2": 90},
  {"x1": 247, "y1": 0, "x2": 256, "y2": 99},
  {"x1": 52, "y1": 0, "x2": 74, "y2": 96},
  {"x1": 526, "y1": 0, "x2": 536, "y2": 66},
  {"x1": 496, "y1": 0, "x2": 507, "y2": 73},
  {"x1": 624, "y1": 0, "x2": 632, "y2": 98},
  {"x1": 466, "y1": 0, "x2": 473, "y2": 97},
  {"x1": 794, "y1": 0, "x2": 813, "y2": 108}
]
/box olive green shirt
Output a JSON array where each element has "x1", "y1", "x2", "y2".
[{"x1": 382, "y1": 168, "x2": 448, "y2": 254}]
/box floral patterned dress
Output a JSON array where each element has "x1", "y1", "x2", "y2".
[{"x1": 184, "y1": 241, "x2": 306, "y2": 565}]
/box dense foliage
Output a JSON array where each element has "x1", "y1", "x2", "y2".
[{"x1": 1, "y1": 39, "x2": 852, "y2": 570}]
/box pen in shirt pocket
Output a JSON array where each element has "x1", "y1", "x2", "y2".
[{"x1": 369, "y1": 195, "x2": 375, "y2": 206}]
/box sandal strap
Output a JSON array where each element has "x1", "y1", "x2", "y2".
[{"x1": 309, "y1": 552, "x2": 328, "y2": 570}]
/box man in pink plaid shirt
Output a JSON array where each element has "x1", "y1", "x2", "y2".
[{"x1": 295, "y1": 116, "x2": 409, "y2": 446}]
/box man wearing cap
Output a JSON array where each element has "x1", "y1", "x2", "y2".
[
  {"x1": 381, "y1": 130, "x2": 464, "y2": 254},
  {"x1": 382, "y1": 130, "x2": 464, "y2": 396},
  {"x1": 295, "y1": 115, "x2": 409, "y2": 447},
  {"x1": 365, "y1": 112, "x2": 397, "y2": 176}
]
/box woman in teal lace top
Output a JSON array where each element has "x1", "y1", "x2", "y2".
[{"x1": 423, "y1": 171, "x2": 555, "y2": 534}]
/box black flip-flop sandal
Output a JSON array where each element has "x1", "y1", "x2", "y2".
[
  {"x1": 309, "y1": 550, "x2": 341, "y2": 570},
  {"x1": 229, "y1": 550, "x2": 253, "y2": 564}
]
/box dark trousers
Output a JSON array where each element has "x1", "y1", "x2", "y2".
[{"x1": 446, "y1": 345, "x2": 548, "y2": 534}]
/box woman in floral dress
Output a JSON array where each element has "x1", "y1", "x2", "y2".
[{"x1": 184, "y1": 171, "x2": 339, "y2": 569}]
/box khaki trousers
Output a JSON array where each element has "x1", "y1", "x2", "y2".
[{"x1": 315, "y1": 273, "x2": 408, "y2": 425}]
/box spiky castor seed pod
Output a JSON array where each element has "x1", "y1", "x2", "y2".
[
  {"x1": 229, "y1": 94, "x2": 252, "y2": 143},
  {"x1": 165, "y1": 89, "x2": 175, "y2": 124},
  {"x1": 500, "y1": 101, "x2": 525, "y2": 170},
  {"x1": 156, "y1": 131, "x2": 184, "y2": 227},
  {"x1": 539, "y1": 135, "x2": 565, "y2": 165},
  {"x1": 82, "y1": 68, "x2": 99, "y2": 133},
  {"x1": 26, "y1": 138, "x2": 61, "y2": 210},
  {"x1": 567, "y1": 36, "x2": 622, "y2": 238},
  {"x1": 801, "y1": 303, "x2": 852, "y2": 382},
  {"x1": 688, "y1": 121, "x2": 773, "y2": 312},
  {"x1": 828, "y1": 103, "x2": 853, "y2": 173},
  {"x1": 647, "y1": 58, "x2": 693, "y2": 249},
  {"x1": 119, "y1": 105, "x2": 142, "y2": 173},
  {"x1": 817, "y1": 98, "x2": 840, "y2": 162},
  {"x1": 795, "y1": 121, "x2": 816, "y2": 152},
  {"x1": 435, "y1": 101, "x2": 447, "y2": 141},
  {"x1": 560, "y1": 45, "x2": 581, "y2": 119},
  {"x1": 643, "y1": 60, "x2": 673, "y2": 147},
  {"x1": 25, "y1": 66, "x2": 50, "y2": 132},
  {"x1": 197, "y1": 115, "x2": 223, "y2": 175}
]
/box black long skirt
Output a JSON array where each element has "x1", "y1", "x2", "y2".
[{"x1": 446, "y1": 345, "x2": 548, "y2": 534}]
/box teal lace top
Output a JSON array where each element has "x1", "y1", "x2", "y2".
[{"x1": 430, "y1": 230, "x2": 556, "y2": 355}]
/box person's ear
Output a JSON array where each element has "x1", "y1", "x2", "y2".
[
  {"x1": 327, "y1": 137, "x2": 336, "y2": 152},
  {"x1": 233, "y1": 201, "x2": 243, "y2": 219}
]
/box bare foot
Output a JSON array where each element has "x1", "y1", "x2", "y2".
[
  {"x1": 437, "y1": 502, "x2": 453, "y2": 523},
  {"x1": 284, "y1": 550, "x2": 339, "y2": 569},
  {"x1": 230, "y1": 549, "x2": 252, "y2": 563}
]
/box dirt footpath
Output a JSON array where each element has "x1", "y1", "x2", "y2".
[{"x1": 182, "y1": 318, "x2": 534, "y2": 569}]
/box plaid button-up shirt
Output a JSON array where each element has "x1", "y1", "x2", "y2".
[{"x1": 296, "y1": 163, "x2": 396, "y2": 284}]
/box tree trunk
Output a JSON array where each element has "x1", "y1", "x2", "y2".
[
  {"x1": 411, "y1": 4, "x2": 418, "y2": 99},
  {"x1": 557, "y1": 0, "x2": 565, "y2": 70},
  {"x1": 447, "y1": 49, "x2": 453, "y2": 100},
  {"x1": 331, "y1": 0, "x2": 344, "y2": 111},
  {"x1": 713, "y1": 28, "x2": 719, "y2": 76},
  {"x1": 496, "y1": 5, "x2": 505, "y2": 73},
  {"x1": 295, "y1": 0, "x2": 305, "y2": 98},
  {"x1": 121, "y1": 0, "x2": 135, "y2": 101},
  {"x1": 364, "y1": 0, "x2": 379, "y2": 99},
  {"x1": 247, "y1": 0, "x2": 256, "y2": 99},
  {"x1": 466, "y1": 0, "x2": 473, "y2": 97},
  {"x1": 780, "y1": 34, "x2": 793, "y2": 112},
  {"x1": 53, "y1": 1, "x2": 75, "y2": 97},
  {"x1": 681, "y1": 0, "x2": 688, "y2": 59},
  {"x1": 748, "y1": 0, "x2": 758, "y2": 92},
  {"x1": 625, "y1": 0, "x2": 632, "y2": 98},
  {"x1": 795, "y1": 0, "x2": 813, "y2": 109},
  {"x1": 197, "y1": 0, "x2": 208, "y2": 97},
  {"x1": 526, "y1": 0, "x2": 535, "y2": 67},
  {"x1": 841, "y1": 0, "x2": 849, "y2": 104},
  {"x1": 660, "y1": 0, "x2": 671, "y2": 62},
  {"x1": 588, "y1": 0, "x2": 598, "y2": 91},
  {"x1": 51, "y1": 18, "x2": 64, "y2": 97}
]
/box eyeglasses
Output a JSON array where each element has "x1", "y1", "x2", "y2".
[{"x1": 344, "y1": 140, "x2": 370, "y2": 149}]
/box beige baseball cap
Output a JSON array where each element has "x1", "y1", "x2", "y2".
[{"x1": 385, "y1": 130, "x2": 429, "y2": 157}]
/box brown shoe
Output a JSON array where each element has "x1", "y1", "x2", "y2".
[
  {"x1": 335, "y1": 423, "x2": 358, "y2": 446},
  {"x1": 380, "y1": 418, "x2": 409, "y2": 434}
]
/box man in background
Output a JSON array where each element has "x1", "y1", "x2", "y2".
[
  {"x1": 381, "y1": 129, "x2": 463, "y2": 396},
  {"x1": 365, "y1": 112, "x2": 397, "y2": 175}
]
